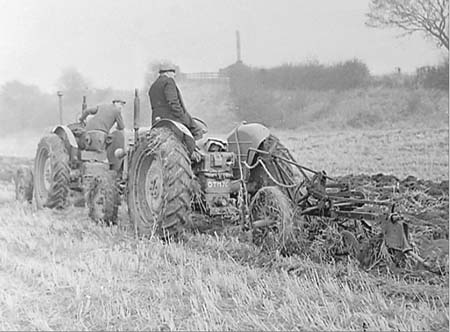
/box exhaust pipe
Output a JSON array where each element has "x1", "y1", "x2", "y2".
[
  {"x1": 82, "y1": 95, "x2": 87, "y2": 111},
  {"x1": 133, "y1": 88, "x2": 140, "y2": 144}
]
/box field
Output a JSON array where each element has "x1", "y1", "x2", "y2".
[
  {"x1": 276, "y1": 127, "x2": 449, "y2": 181},
  {"x1": 0, "y1": 125, "x2": 448, "y2": 331}
]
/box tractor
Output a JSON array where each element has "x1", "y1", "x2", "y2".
[
  {"x1": 16, "y1": 97, "x2": 124, "y2": 224},
  {"x1": 121, "y1": 90, "x2": 422, "y2": 271}
]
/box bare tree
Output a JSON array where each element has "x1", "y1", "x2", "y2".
[
  {"x1": 366, "y1": 0, "x2": 449, "y2": 50},
  {"x1": 0, "y1": 81, "x2": 54, "y2": 132},
  {"x1": 57, "y1": 67, "x2": 89, "y2": 92},
  {"x1": 56, "y1": 67, "x2": 90, "y2": 104}
]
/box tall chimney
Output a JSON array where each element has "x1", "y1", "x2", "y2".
[{"x1": 236, "y1": 30, "x2": 241, "y2": 63}]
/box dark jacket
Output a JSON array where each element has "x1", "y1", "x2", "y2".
[
  {"x1": 148, "y1": 75, "x2": 193, "y2": 127},
  {"x1": 80, "y1": 104, "x2": 125, "y2": 133}
]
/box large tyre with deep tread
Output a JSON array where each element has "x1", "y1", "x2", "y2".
[
  {"x1": 15, "y1": 166, "x2": 33, "y2": 203},
  {"x1": 34, "y1": 134, "x2": 70, "y2": 209},
  {"x1": 127, "y1": 127, "x2": 192, "y2": 238},
  {"x1": 88, "y1": 170, "x2": 119, "y2": 225},
  {"x1": 248, "y1": 135, "x2": 301, "y2": 200}
]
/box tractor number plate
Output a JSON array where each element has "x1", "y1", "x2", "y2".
[{"x1": 205, "y1": 179, "x2": 230, "y2": 194}]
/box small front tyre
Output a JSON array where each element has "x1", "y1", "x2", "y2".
[
  {"x1": 88, "y1": 171, "x2": 120, "y2": 225},
  {"x1": 250, "y1": 186, "x2": 296, "y2": 253}
]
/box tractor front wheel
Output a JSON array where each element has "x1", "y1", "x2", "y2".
[
  {"x1": 88, "y1": 171, "x2": 120, "y2": 225},
  {"x1": 250, "y1": 186, "x2": 296, "y2": 253}
]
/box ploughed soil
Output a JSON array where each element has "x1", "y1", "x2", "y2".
[{"x1": 338, "y1": 173, "x2": 448, "y2": 274}]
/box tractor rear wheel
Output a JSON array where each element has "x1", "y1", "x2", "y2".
[
  {"x1": 34, "y1": 134, "x2": 70, "y2": 209},
  {"x1": 15, "y1": 166, "x2": 33, "y2": 203},
  {"x1": 250, "y1": 186, "x2": 296, "y2": 253},
  {"x1": 248, "y1": 135, "x2": 302, "y2": 201},
  {"x1": 127, "y1": 127, "x2": 192, "y2": 238},
  {"x1": 88, "y1": 170, "x2": 120, "y2": 225}
]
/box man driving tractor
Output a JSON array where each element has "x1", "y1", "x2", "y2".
[{"x1": 148, "y1": 63, "x2": 204, "y2": 140}]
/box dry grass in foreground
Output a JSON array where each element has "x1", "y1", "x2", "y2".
[{"x1": 0, "y1": 195, "x2": 448, "y2": 331}]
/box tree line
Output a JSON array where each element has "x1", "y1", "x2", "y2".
[
  {"x1": 0, "y1": 68, "x2": 141, "y2": 136},
  {"x1": 226, "y1": 58, "x2": 448, "y2": 126},
  {"x1": 0, "y1": 57, "x2": 447, "y2": 135}
]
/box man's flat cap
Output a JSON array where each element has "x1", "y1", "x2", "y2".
[
  {"x1": 159, "y1": 62, "x2": 176, "y2": 73},
  {"x1": 112, "y1": 99, "x2": 126, "y2": 104}
]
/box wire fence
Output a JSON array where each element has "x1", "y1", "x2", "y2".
[{"x1": 181, "y1": 72, "x2": 230, "y2": 82}]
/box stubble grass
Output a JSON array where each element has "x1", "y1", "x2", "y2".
[{"x1": 0, "y1": 199, "x2": 447, "y2": 331}]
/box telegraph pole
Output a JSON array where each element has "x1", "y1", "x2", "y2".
[
  {"x1": 57, "y1": 91, "x2": 63, "y2": 124},
  {"x1": 236, "y1": 30, "x2": 242, "y2": 63}
]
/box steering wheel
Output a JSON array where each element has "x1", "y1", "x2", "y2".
[{"x1": 192, "y1": 117, "x2": 208, "y2": 134}]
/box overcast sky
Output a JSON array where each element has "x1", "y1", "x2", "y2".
[{"x1": 0, "y1": 0, "x2": 445, "y2": 92}]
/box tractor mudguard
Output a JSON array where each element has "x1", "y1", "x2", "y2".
[
  {"x1": 227, "y1": 122, "x2": 271, "y2": 165},
  {"x1": 52, "y1": 125, "x2": 78, "y2": 149},
  {"x1": 152, "y1": 119, "x2": 195, "y2": 155}
]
